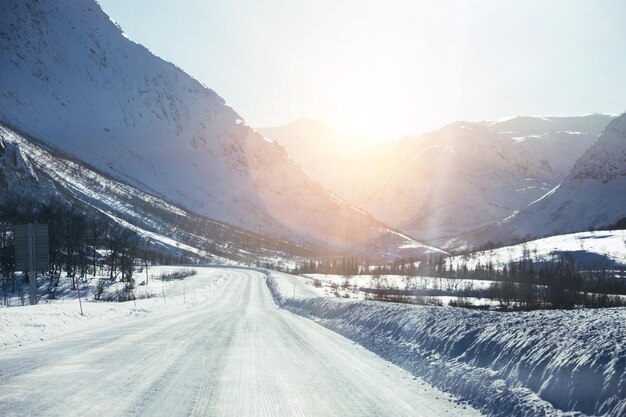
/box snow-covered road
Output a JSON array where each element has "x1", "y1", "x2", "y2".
[{"x1": 0, "y1": 269, "x2": 481, "y2": 416}]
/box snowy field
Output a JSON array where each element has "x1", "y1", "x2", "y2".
[
  {"x1": 272, "y1": 231, "x2": 626, "y2": 309},
  {"x1": 449, "y1": 230, "x2": 626, "y2": 270},
  {"x1": 287, "y1": 273, "x2": 497, "y2": 308},
  {"x1": 303, "y1": 273, "x2": 494, "y2": 291},
  {"x1": 0, "y1": 266, "x2": 226, "y2": 347}
]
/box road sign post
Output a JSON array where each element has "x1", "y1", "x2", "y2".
[{"x1": 14, "y1": 224, "x2": 49, "y2": 305}]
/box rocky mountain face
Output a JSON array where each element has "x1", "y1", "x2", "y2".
[{"x1": 0, "y1": 132, "x2": 57, "y2": 204}]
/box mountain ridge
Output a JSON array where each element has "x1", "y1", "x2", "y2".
[
  {"x1": 0, "y1": 0, "x2": 434, "y2": 256},
  {"x1": 259, "y1": 115, "x2": 613, "y2": 242},
  {"x1": 448, "y1": 113, "x2": 626, "y2": 250}
]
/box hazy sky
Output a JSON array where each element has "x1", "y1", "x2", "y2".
[{"x1": 98, "y1": 0, "x2": 626, "y2": 140}]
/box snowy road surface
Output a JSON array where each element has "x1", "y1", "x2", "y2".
[{"x1": 0, "y1": 269, "x2": 481, "y2": 416}]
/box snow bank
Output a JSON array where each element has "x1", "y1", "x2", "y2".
[
  {"x1": 0, "y1": 266, "x2": 226, "y2": 347},
  {"x1": 267, "y1": 276, "x2": 625, "y2": 417},
  {"x1": 0, "y1": 302, "x2": 156, "y2": 347}
]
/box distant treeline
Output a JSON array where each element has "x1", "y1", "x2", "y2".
[
  {"x1": 293, "y1": 252, "x2": 626, "y2": 310},
  {"x1": 293, "y1": 257, "x2": 418, "y2": 276}
]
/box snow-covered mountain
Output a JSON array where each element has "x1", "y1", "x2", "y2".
[
  {"x1": 260, "y1": 115, "x2": 612, "y2": 241},
  {"x1": 258, "y1": 118, "x2": 397, "y2": 203},
  {"x1": 0, "y1": 132, "x2": 56, "y2": 204},
  {"x1": 487, "y1": 114, "x2": 614, "y2": 179},
  {"x1": 360, "y1": 122, "x2": 561, "y2": 241},
  {"x1": 0, "y1": 123, "x2": 327, "y2": 263},
  {"x1": 302, "y1": 136, "x2": 427, "y2": 204},
  {"x1": 0, "y1": 0, "x2": 432, "y2": 255},
  {"x1": 257, "y1": 117, "x2": 376, "y2": 166},
  {"x1": 452, "y1": 113, "x2": 626, "y2": 249}
]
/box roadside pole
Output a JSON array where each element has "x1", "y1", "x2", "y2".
[
  {"x1": 76, "y1": 278, "x2": 84, "y2": 315},
  {"x1": 28, "y1": 224, "x2": 37, "y2": 305}
]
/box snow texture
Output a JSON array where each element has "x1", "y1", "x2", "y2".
[
  {"x1": 0, "y1": 266, "x2": 225, "y2": 347},
  {"x1": 359, "y1": 117, "x2": 610, "y2": 242},
  {"x1": 447, "y1": 230, "x2": 626, "y2": 270},
  {"x1": 267, "y1": 277, "x2": 626, "y2": 417},
  {"x1": 454, "y1": 114, "x2": 626, "y2": 249}
]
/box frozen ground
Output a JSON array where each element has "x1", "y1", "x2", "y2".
[
  {"x1": 449, "y1": 230, "x2": 626, "y2": 270},
  {"x1": 0, "y1": 266, "x2": 226, "y2": 347},
  {"x1": 303, "y1": 273, "x2": 495, "y2": 291},
  {"x1": 270, "y1": 287, "x2": 626, "y2": 417},
  {"x1": 289, "y1": 273, "x2": 497, "y2": 307},
  {"x1": 0, "y1": 267, "x2": 482, "y2": 417}
]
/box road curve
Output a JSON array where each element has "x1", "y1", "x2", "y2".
[{"x1": 0, "y1": 269, "x2": 482, "y2": 416}]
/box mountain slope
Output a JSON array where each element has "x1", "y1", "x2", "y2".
[
  {"x1": 0, "y1": 123, "x2": 327, "y2": 263},
  {"x1": 360, "y1": 122, "x2": 559, "y2": 241},
  {"x1": 258, "y1": 118, "x2": 397, "y2": 203},
  {"x1": 487, "y1": 114, "x2": 614, "y2": 178},
  {"x1": 452, "y1": 113, "x2": 626, "y2": 249},
  {"x1": 0, "y1": 0, "x2": 429, "y2": 254},
  {"x1": 260, "y1": 116, "x2": 610, "y2": 239},
  {"x1": 256, "y1": 117, "x2": 376, "y2": 165},
  {"x1": 0, "y1": 131, "x2": 57, "y2": 204}
]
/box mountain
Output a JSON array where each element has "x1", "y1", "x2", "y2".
[
  {"x1": 260, "y1": 115, "x2": 612, "y2": 240},
  {"x1": 0, "y1": 0, "x2": 433, "y2": 256},
  {"x1": 487, "y1": 114, "x2": 614, "y2": 179},
  {"x1": 0, "y1": 130, "x2": 57, "y2": 204},
  {"x1": 297, "y1": 134, "x2": 425, "y2": 203},
  {"x1": 359, "y1": 121, "x2": 560, "y2": 242},
  {"x1": 257, "y1": 117, "x2": 376, "y2": 165},
  {"x1": 358, "y1": 115, "x2": 613, "y2": 242},
  {"x1": 257, "y1": 118, "x2": 394, "y2": 203},
  {"x1": 0, "y1": 123, "x2": 325, "y2": 263},
  {"x1": 451, "y1": 113, "x2": 626, "y2": 250},
  {"x1": 487, "y1": 114, "x2": 613, "y2": 136}
]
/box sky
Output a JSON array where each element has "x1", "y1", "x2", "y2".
[{"x1": 97, "y1": 0, "x2": 626, "y2": 141}]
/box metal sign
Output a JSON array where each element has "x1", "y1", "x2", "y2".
[
  {"x1": 14, "y1": 224, "x2": 49, "y2": 271},
  {"x1": 33, "y1": 224, "x2": 49, "y2": 270},
  {"x1": 14, "y1": 224, "x2": 29, "y2": 272},
  {"x1": 14, "y1": 224, "x2": 49, "y2": 305}
]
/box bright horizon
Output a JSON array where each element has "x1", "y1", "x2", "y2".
[{"x1": 98, "y1": 0, "x2": 626, "y2": 141}]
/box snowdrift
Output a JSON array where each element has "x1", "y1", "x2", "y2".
[{"x1": 267, "y1": 279, "x2": 625, "y2": 417}]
